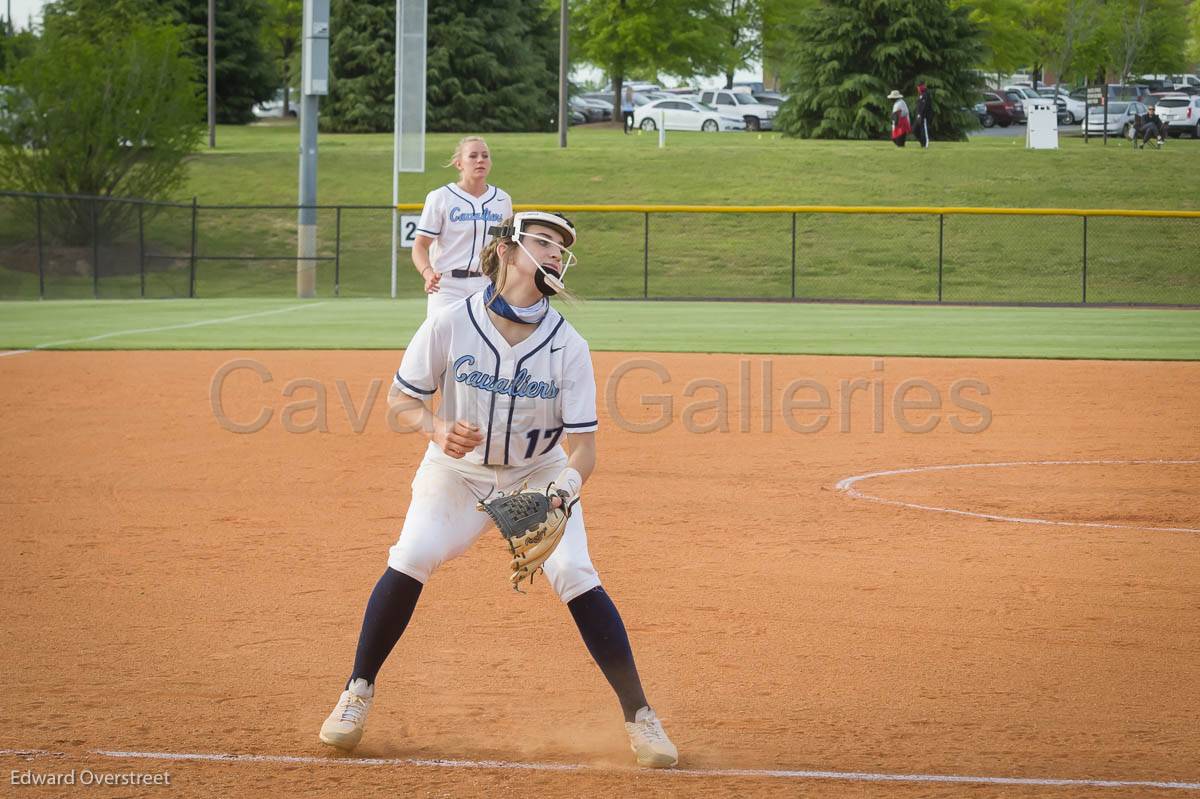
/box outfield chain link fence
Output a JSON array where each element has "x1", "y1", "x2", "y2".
[{"x1": 2, "y1": 191, "x2": 1197, "y2": 306}]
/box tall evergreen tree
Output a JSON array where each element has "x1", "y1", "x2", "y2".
[
  {"x1": 774, "y1": 0, "x2": 983, "y2": 140},
  {"x1": 165, "y1": 0, "x2": 278, "y2": 124},
  {"x1": 426, "y1": 0, "x2": 558, "y2": 132},
  {"x1": 324, "y1": 0, "x2": 559, "y2": 134},
  {"x1": 323, "y1": 0, "x2": 394, "y2": 132},
  {"x1": 262, "y1": 0, "x2": 302, "y2": 115}
]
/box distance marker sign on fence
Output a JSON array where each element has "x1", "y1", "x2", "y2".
[{"x1": 398, "y1": 216, "x2": 420, "y2": 249}]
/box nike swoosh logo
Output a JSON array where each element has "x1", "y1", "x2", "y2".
[{"x1": 550, "y1": 345, "x2": 565, "y2": 354}]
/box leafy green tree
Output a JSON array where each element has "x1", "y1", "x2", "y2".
[
  {"x1": 1028, "y1": 0, "x2": 1103, "y2": 87},
  {"x1": 42, "y1": 0, "x2": 168, "y2": 34},
  {"x1": 1130, "y1": 0, "x2": 1189, "y2": 75},
  {"x1": 262, "y1": 0, "x2": 302, "y2": 115},
  {"x1": 1189, "y1": 0, "x2": 1200, "y2": 65},
  {"x1": 717, "y1": 0, "x2": 763, "y2": 89},
  {"x1": 774, "y1": 0, "x2": 983, "y2": 140},
  {"x1": 952, "y1": 0, "x2": 1036, "y2": 80},
  {"x1": 0, "y1": 24, "x2": 38, "y2": 73},
  {"x1": 0, "y1": 18, "x2": 203, "y2": 241},
  {"x1": 1066, "y1": 0, "x2": 1190, "y2": 83},
  {"x1": 761, "y1": 0, "x2": 815, "y2": 90},
  {"x1": 571, "y1": 0, "x2": 727, "y2": 111},
  {"x1": 45, "y1": 0, "x2": 276, "y2": 123}
]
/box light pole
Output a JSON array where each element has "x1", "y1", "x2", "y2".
[
  {"x1": 297, "y1": 0, "x2": 330, "y2": 298},
  {"x1": 208, "y1": 0, "x2": 215, "y2": 148},
  {"x1": 558, "y1": 0, "x2": 568, "y2": 148}
]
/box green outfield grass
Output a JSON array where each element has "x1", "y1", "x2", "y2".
[
  {"x1": 2, "y1": 125, "x2": 1197, "y2": 303},
  {"x1": 184, "y1": 124, "x2": 1200, "y2": 211},
  {"x1": 1, "y1": 298, "x2": 1196, "y2": 360}
]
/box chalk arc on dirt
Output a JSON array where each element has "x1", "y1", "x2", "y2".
[{"x1": 836, "y1": 459, "x2": 1200, "y2": 534}]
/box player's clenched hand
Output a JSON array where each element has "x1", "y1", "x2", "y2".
[
  {"x1": 433, "y1": 419, "x2": 483, "y2": 458},
  {"x1": 423, "y1": 269, "x2": 441, "y2": 294}
]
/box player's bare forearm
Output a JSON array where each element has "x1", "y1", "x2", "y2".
[
  {"x1": 563, "y1": 432, "x2": 596, "y2": 484},
  {"x1": 387, "y1": 387, "x2": 431, "y2": 432},
  {"x1": 411, "y1": 237, "x2": 433, "y2": 276},
  {"x1": 387, "y1": 386, "x2": 481, "y2": 458},
  {"x1": 412, "y1": 236, "x2": 440, "y2": 293}
]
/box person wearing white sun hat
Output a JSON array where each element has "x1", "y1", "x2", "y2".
[{"x1": 888, "y1": 89, "x2": 911, "y2": 147}]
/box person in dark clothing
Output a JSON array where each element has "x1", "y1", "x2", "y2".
[
  {"x1": 914, "y1": 83, "x2": 933, "y2": 148},
  {"x1": 1134, "y1": 106, "x2": 1166, "y2": 149}
]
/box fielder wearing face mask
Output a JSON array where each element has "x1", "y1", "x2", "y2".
[{"x1": 318, "y1": 212, "x2": 680, "y2": 770}]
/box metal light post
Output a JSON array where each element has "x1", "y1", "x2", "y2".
[
  {"x1": 207, "y1": 0, "x2": 216, "y2": 148},
  {"x1": 297, "y1": 0, "x2": 330, "y2": 298},
  {"x1": 558, "y1": 0, "x2": 568, "y2": 148}
]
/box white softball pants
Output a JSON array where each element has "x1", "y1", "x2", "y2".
[
  {"x1": 425, "y1": 275, "x2": 490, "y2": 318},
  {"x1": 387, "y1": 454, "x2": 602, "y2": 603}
]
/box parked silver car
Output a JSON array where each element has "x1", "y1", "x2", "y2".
[{"x1": 1081, "y1": 101, "x2": 1148, "y2": 138}]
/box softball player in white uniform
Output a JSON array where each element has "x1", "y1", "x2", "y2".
[
  {"x1": 320, "y1": 212, "x2": 679, "y2": 768},
  {"x1": 412, "y1": 136, "x2": 513, "y2": 318}
]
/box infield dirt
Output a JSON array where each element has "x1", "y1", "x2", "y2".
[{"x1": 1, "y1": 351, "x2": 1197, "y2": 798}]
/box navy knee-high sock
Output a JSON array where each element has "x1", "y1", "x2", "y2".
[
  {"x1": 349, "y1": 567, "x2": 423, "y2": 686},
  {"x1": 567, "y1": 586, "x2": 648, "y2": 722}
]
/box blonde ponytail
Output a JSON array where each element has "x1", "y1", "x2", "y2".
[{"x1": 481, "y1": 216, "x2": 516, "y2": 300}]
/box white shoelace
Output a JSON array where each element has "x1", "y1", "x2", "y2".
[
  {"x1": 634, "y1": 715, "x2": 668, "y2": 743},
  {"x1": 339, "y1": 694, "x2": 369, "y2": 724}
]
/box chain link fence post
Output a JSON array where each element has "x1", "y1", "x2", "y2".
[
  {"x1": 138, "y1": 202, "x2": 146, "y2": 298},
  {"x1": 643, "y1": 211, "x2": 649, "y2": 299},
  {"x1": 790, "y1": 212, "x2": 796, "y2": 300},
  {"x1": 937, "y1": 213, "x2": 944, "y2": 302},
  {"x1": 334, "y1": 206, "x2": 342, "y2": 297},
  {"x1": 35, "y1": 196, "x2": 45, "y2": 299},
  {"x1": 91, "y1": 199, "x2": 100, "y2": 299},
  {"x1": 189, "y1": 196, "x2": 198, "y2": 298},
  {"x1": 1082, "y1": 215, "x2": 1088, "y2": 304}
]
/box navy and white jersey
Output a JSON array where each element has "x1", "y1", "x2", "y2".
[
  {"x1": 393, "y1": 292, "x2": 598, "y2": 469},
  {"x1": 415, "y1": 184, "x2": 513, "y2": 275}
]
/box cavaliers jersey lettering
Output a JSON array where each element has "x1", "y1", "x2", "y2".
[
  {"x1": 394, "y1": 293, "x2": 597, "y2": 468},
  {"x1": 453, "y1": 356, "x2": 561, "y2": 399},
  {"x1": 448, "y1": 207, "x2": 504, "y2": 223},
  {"x1": 416, "y1": 184, "x2": 513, "y2": 274}
]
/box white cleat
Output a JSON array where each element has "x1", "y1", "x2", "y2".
[
  {"x1": 319, "y1": 678, "x2": 373, "y2": 751},
  {"x1": 625, "y1": 706, "x2": 679, "y2": 768}
]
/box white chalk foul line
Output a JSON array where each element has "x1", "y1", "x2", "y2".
[
  {"x1": 0, "y1": 302, "x2": 328, "y2": 357},
  {"x1": 836, "y1": 459, "x2": 1200, "y2": 534},
  {"x1": 0, "y1": 748, "x2": 1197, "y2": 790}
]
